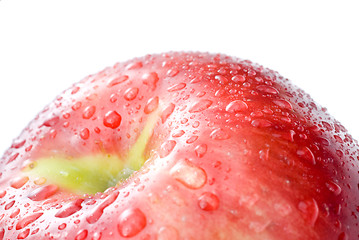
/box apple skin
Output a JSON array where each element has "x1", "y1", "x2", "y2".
[{"x1": 0, "y1": 52, "x2": 359, "y2": 240}]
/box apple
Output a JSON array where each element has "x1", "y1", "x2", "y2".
[{"x1": 0, "y1": 52, "x2": 358, "y2": 240}]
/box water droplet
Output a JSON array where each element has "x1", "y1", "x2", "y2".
[
  {"x1": 107, "y1": 75, "x2": 129, "y2": 87},
  {"x1": 189, "y1": 100, "x2": 212, "y2": 113},
  {"x1": 225, "y1": 100, "x2": 248, "y2": 113},
  {"x1": 296, "y1": 147, "x2": 316, "y2": 165},
  {"x1": 55, "y1": 199, "x2": 84, "y2": 218},
  {"x1": 75, "y1": 229, "x2": 88, "y2": 240},
  {"x1": 326, "y1": 180, "x2": 342, "y2": 196},
  {"x1": 124, "y1": 87, "x2": 139, "y2": 101},
  {"x1": 194, "y1": 144, "x2": 207, "y2": 158},
  {"x1": 7, "y1": 153, "x2": 19, "y2": 163},
  {"x1": 17, "y1": 229, "x2": 30, "y2": 239},
  {"x1": 72, "y1": 102, "x2": 82, "y2": 111},
  {"x1": 10, "y1": 176, "x2": 29, "y2": 189},
  {"x1": 210, "y1": 128, "x2": 230, "y2": 140},
  {"x1": 16, "y1": 213, "x2": 43, "y2": 230},
  {"x1": 126, "y1": 61, "x2": 143, "y2": 70},
  {"x1": 338, "y1": 232, "x2": 348, "y2": 240},
  {"x1": 161, "y1": 103, "x2": 175, "y2": 123},
  {"x1": 92, "y1": 232, "x2": 102, "y2": 240},
  {"x1": 256, "y1": 85, "x2": 279, "y2": 94},
  {"x1": 157, "y1": 226, "x2": 179, "y2": 240},
  {"x1": 83, "y1": 106, "x2": 96, "y2": 119},
  {"x1": 170, "y1": 159, "x2": 207, "y2": 189},
  {"x1": 142, "y1": 72, "x2": 159, "y2": 91},
  {"x1": 215, "y1": 75, "x2": 229, "y2": 84},
  {"x1": 298, "y1": 198, "x2": 319, "y2": 226},
  {"x1": 58, "y1": 223, "x2": 67, "y2": 230},
  {"x1": 110, "y1": 93, "x2": 118, "y2": 103},
  {"x1": 28, "y1": 184, "x2": 59, "y2": 201},
  {"x1": 86, "y1": 192, "x2": 119, "y2": 224},
  {"x1": 5, "y1": 200, "x2": 15, "y2": 210},
  {"x1": 11, "y1": 140, "x2": 26, "y2": 149},
  {"x1": 10, "y1": 208, "x2": 20, "y2": 218},
  {"x1": 144, "y1": 96, "x2": 159, "y2": 114},
  {"x1": 0, "y1": 228, "x2": 4, "y2": 240},
  {"x1": 0, "y1": 190, "x2": 6, "y2": 198},
  {"x1": 167, "y1": 68, "x2": 179, "y2": 77},
  {"x1": 167, "y1": 83, "x2": 186, "y2": 92},
  {"x1": 79, "y1": 128, "x2": 90, "y2": 140},
  {"x1": 232, "y1": 75, "x2": 246, "y2": 83},
  {"x1": 172, "y1": 130, "x2": 185, "y2": 138},
  {"x1": 198, "y1": 192, "x2": 219, "y2": 211},
  {"x1": 42, "y1": 116, "x2": 59, "y2": 127},
  {"x1": 184, "y1": 135, "x2": 197, "y2": 144},
  {"x1": 251, "y1": 119, "x2": 273, "y2": 128},
  {"x1": 159, "y1": 140, "x2": 176, "y2": 158},
  {"x1": 117, "y1": 208, "x2": 146, "y2": 238},
  {"x1": 273, "y1": 99, "x2": 293, "y2": 110},
  {"x1": 103, "y1": 111, "x2": 122, "y2": 129},
  {"x1": 71, "y1": 86, "x2": 80, "y2": 94}
]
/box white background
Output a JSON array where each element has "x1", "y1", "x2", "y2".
[{"x1": 0, "y1": 0, "x2": 358, "y2": 155}]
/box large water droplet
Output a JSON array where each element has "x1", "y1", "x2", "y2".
[
  {"x1": 28, "y1": 184, "x2": 59, "y2": 201},
  {"x1": 142, "y1": 72, "x2": 159, "y2": 91},
  {"x1": 256, "y1": 85, "x2": 279, "y2": 94},
  {"x1": 83, "y1": 106, "x2": 96, "y2": 119},
  {"x1": 103, "y1": 111, "x2": 122, "y2": 129},
  {"x1": 194, "y1": 144, "x2": 207, "y2": 158},
  {"x1": 16, "y1": 213, "x2": 43, "y2": 230},
  {"x1": 189, "y1": 100, "x2": 212, "y2": 113},
  {"x1": 170, "y1": 159, "x2": 207, "y2": 189},
  {"x1": 144, "y1": 96, "x2": 159, "y2": 114},
  {"x1": 296, "y1": 147, "x2": 316, "y2": 165},
  {"x1": 86, "y1": 192, "x2": 119, "y2": 224},
  {"x1": 273, "y1": 99, "x2": 293, "y2": 110},
  {"x1": 75, "y1": 229, "x2": 88, "y2": 240},
  {"x1": 107, "y1": 75, "x2": 129, "y2": 88},
  {"x1": 124, "y1": 87, "x2": 139, "y2": 101},
  {"x1": 298, "y1": 198, "x2": 319, "y2": 226},
  {"x1": 10, "y1": 176, "x2": 29, "y2": 189},
  {"x1": 55, "y1": 199, "x2": 84, "y2": 218},
  {"x1": 198, "y1": 192, "x2": 219, "y2": 211},
  {"x1": 326, "y1": 180, "x2": 342, "y2": 196},
  {"x1": 117, "y1": 208, "x2": 147, "y2": 238},
  {"x1": 232, "y1": 75, "x2": 246, "y2": 83},
  {"x1": 80, "y1": 128, "x2": 90, "y2": 140},
  {"x1": 17, "y1": 229, "x2": 30, "y2": 239},
  {"x1": 225, "y1": 100, "x2": 248, "y2": 113}
]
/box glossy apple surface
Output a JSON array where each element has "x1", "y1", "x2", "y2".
[{"x1": 0, "y1": 52, "x2": 358, "y2": 240}]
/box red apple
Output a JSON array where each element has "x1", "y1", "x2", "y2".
[{"x1": 0, "y1": 52, "x2": 358, "y2": 240}]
